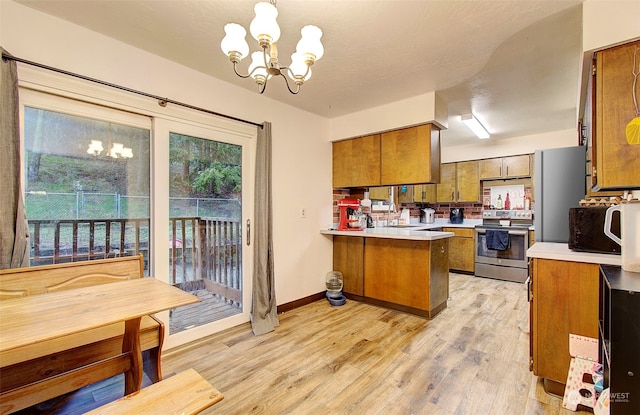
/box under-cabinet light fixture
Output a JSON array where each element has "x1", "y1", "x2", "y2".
[{"x1": 461, "y1": 114, "x2": 490, "y2": 139}]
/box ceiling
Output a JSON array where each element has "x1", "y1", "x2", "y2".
[{"x1": 15, "y1": 0, "x2": 585, "y2": 147}]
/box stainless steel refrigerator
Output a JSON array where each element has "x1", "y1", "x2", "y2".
[{"x1": 534, "y1": 146, "x2": 586, "y2": 243}]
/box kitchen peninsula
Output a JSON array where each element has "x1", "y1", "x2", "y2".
[{"x1": 321, "y1": 226, "x2": 454, "y2": 318}]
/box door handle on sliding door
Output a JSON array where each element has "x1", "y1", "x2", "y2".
[{"x1": 246, "y1": 219, "x2": 251, "y2": 246}]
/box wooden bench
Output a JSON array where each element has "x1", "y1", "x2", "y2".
[
  {"x1": 0, "y1": 255, "x2": 165, "y2": 414},
  {"x1": 85, "y1": 369, "x2": 223, "y2": 415}
]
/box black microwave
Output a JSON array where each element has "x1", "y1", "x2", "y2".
[{"x1": 568, "y1": 207, "x2": 621, "y2": 255}]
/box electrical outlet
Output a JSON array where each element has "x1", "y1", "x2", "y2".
[{"x1": 300, "y1": 208, "x2": 307, "y2": 218}]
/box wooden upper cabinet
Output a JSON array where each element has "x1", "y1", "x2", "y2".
[
  {"x1": 456, "y1": 160, "x2": 480, "y2": 202},
  {"x1": 369, "y1": 186, "x2": 390, "y2": 201},
  {"x1": 479, "y1": 158, "x2": 503, "y2": 179},
  {"x1": 436, "y1": 163, "x2": 457, "y2": 202},
  {"x1": 504, "y1": 155, "x2": 531, "y2": 178},
  {"x1": 479, "y1": 155, "x2": 531, "y2": 179},
  {"x1": 332, "y1": 134, "x2": 381, "y2": 188},
  {"x1": 413, "y1": 184, "x2": 437, "y2": 203},
  {"x1": 380, "y1": 124, "x2": 441, "y2": 185},
  {"x1": 592, "y1": 40, "x2": 640, "y2": 189},
  {"x1": 437, "y1": 161, "x2": 480, "y2": 203}
]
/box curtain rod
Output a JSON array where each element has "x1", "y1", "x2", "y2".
[{"x1": 2, "y1": 52, "x2": 263, "y2": 129}]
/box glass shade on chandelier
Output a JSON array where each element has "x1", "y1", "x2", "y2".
[{"x1": 220, "y1": 1, "x2": 324, "y2": 94}]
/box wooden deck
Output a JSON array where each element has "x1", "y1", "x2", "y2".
[{"x1": 170, "y1": 288, "x2": 242, "y2": 334}]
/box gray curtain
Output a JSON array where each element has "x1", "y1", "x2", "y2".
[
  {"x1": 0, "y1": 49, "x2": 30, "y2": 269},
  {"x1": 250, "y1": 121, "x2": 279, "y2": 335}
]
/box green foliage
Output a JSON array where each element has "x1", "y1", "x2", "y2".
[
  {"x1": 26, "y1": 152, "x2": 130, "y2": 194},
  {"x1": 192, "y1": 162, "x2": 241, "y2": 196},
  {"x1": 169, "y1": 133, "x2": 242, "y2": 198}
]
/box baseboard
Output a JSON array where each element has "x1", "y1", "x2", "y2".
[{"x1": 277, "y1": 292, "x2": 326, "y2": 314}]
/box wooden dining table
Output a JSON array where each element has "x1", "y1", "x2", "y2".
[{"x1": 0, "y1": 278, "x2": 199, "y2": 406}]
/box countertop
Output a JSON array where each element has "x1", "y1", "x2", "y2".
[
  {"x1": 527, "y1": 242, "x2": 621, "y2": 266},
  {"x1": 320, "y1": 227, "x2": 454, "y2": 241}
]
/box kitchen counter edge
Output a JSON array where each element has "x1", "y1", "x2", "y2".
[
  {"x1": 527, "y1": 242, "x2": 621, "y2": 266},
  {"x1": 320, "y1": 228, "x2": 454, "y2": 241}
]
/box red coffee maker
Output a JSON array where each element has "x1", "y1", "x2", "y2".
[{"x1": 337, "y1": 198, "x2": 363, "y2": 231}]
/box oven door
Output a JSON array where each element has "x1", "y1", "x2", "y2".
[{"x1": 475, "y1": 227, "x2": 529, "y2": 268}]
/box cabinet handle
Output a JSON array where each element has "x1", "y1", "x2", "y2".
[
  {"x1": 441, "y1": 245, "x2": 445, "y2": 254},
  {"x1": 457, "y1": 191, "x2": 460, "y2": 200},
  {"x1": 499, "y1": 166, "x2": 502, "y2": 176},
  {"x1": 451, "y1": 191, "x2": 454, "y2": 201},
  {"x1": 525, "y1": 276, "x2": 532, "y2": 302},
  {"x1": 506, "y1": 166, "x2": 509, "y2": 176}
]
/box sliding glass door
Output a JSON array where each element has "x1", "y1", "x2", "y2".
[
  {"x1": 20, "y1": 88, "x2": 255, "y2": 350},
  {"x1": 154, "y1": 120, "x2": 253, "y2": 349}
]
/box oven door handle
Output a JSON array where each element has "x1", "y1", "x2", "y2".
[{"x1": 476, "y1": 229, "x2": 528, "y2": 236}]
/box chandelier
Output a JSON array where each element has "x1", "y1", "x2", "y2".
[
  {"x1": 220, "y1": 0, "x2": 324, "y2": 94},
  {"x1": 87, "y1": 140, "x2": 133, "y2": 159}
]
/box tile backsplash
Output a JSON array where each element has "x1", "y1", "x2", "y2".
[{"x1": 332, "y1": 181, "x2": 534, "y2": 224}]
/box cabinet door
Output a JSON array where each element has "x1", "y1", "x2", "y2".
[
  {"x1": 333, "y1": 236, "x2": 364, "y2": 296},
  {"x1": 531, "y1": 259, "x2": 599, "y2": 384},
  {"x1": 443, "y1": 227, "x2": 475, "y2": 273},
  {"x1": 594, "y1": 40, "x2": 640, "y2": 189},
  {"x1": 380, "y1": 124, "x2": 440, "y2": 185},
  {"x1": 332, "y1": 134, "x2": 381, "y2": 188},
  {"x1": 479, "y1": 158, "x2": 503, "y2": 179},
  {"x1": 369, "y1": 186, "x2": 390, "y2": 201},
  {"x1": 436, "y1": 163, "x2": 456, "y2": 202},
  {"x1": 428, "y1": 238, "x2": 449, "y2": 309},
  {"x1": 412, "y1": 184, "x2": 437, "y2": 203},
  {"x1": 456, "y1": 160, "x2": 480, "y2": 202},
  {"x1": 503, "y1": 155, "x2": 530, "y2": 178},
  {"x1": 397, "y1": 185, "x2": 414, "y2": 204}
]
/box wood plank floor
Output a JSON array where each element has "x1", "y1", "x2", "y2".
[
  {"x1": 13, "y1": 273, "x2": 591, "y2": 414},
  {"x1": 162, "y1": 273, "x2": 591, "y2": 415}
]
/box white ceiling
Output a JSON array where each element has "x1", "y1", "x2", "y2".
[{"x1": 15, "y1": 0, "x2": 585, "y2": 147}]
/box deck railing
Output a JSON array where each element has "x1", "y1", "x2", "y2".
[{"x1": 27, "y1": 217, "x2": 242, "y2": 304}]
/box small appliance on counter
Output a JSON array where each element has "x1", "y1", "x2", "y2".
[
  {"x1": 604, "y1": 200, "x2": 640, "y2": 272},
  {"x1": 365, "y1": 214, "x2": 374, "y2": 228},
  {"x1": 569, "y1": 206, "x2": 621, "y2": 255},
  {"x1": 421, "y1": 208, "x2": 435, "y2": 224},
  {"x1": 337, "y1": 198, "x2": 363, "y2": 231},
  {"x1": 450, "y1": 208, "x2": 464, "y2": 224}
]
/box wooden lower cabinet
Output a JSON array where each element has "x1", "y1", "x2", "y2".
[
  {"x1": 333, "y1": 236, "x2": 450, "y2": 318},
  {"x1": 530, "y1": 258, "x2": 600, "y2": 394},
  {"x1": 363, "y1": 237, "x2": 449, "y2": 318},
  {"x1": 443, "y1": 227, "x2": 475, "y2": 273},
  {"x1": 332, "y1": 236, "x2": 364, "y2": 296}
]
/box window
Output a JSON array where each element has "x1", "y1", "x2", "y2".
[{"x1": 22, "y1": 91, "x2": 151, "y2": 271}]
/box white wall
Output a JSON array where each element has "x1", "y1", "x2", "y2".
[
  {"x1": 582, "y1": 0, "x2": 640, "y2": 52},
  {"x1": 1, "y1": 1, "x2": 333, "y2": 305},
  {"x1": 441, "y1": 129, "x2": 577, "y2": 163},
  {"x1": 328, "y1": 92, "x2": 448, "y2": 141}
]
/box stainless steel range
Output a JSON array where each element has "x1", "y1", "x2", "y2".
[{"x1": 475, "y1": 210, "x2": 533, "y2": 283}]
